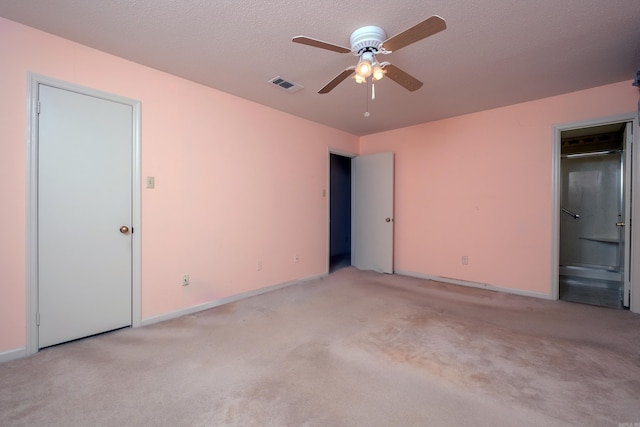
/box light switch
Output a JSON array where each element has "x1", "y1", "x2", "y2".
[{"x1": 146, "y1": 176, "x2": 155, "y2": 189}]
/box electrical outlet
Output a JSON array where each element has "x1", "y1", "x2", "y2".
[
  {"x1": 181, "y1": 274, "x2": 189, "y2": 286},
  {"x1": 462, "y1": 256, "x2": 469, "y2": 265},
  {"x1": 257, "y1": 261, "x2": 262, "y2": 271}
]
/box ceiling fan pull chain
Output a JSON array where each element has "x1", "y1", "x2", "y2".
[
  {"x1": 372, "y1": 82, "x2": 376, "y2": 100},
  {"x1": 364, "y1": 78, "x2": 371, "y2": 117}
]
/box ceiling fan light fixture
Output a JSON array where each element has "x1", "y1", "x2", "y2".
[
  {"x1": 372, "y1": 62, "x2": 385, "y2": 80},
  {"x1": 356, "y1": 51, "x2": 375, "y2": 78},
  {"x1": 293, "y1": 16, "x2": 447, "y2": 94}
]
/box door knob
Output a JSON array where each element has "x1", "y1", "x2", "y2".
[
  {"x1": 120, "y1": 226, "x2": 130, "y2": 234},
  {"x1": 385, "y1": 218, "x2": 392, "y2": 222},
  {"x1": 616, "y1": 222, "x2": 625, "y2": 227}
]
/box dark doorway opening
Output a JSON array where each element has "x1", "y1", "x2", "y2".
[{"x1": 329, "y1": 153, "x2": 352, "y2": 272}]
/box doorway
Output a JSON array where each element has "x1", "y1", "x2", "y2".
[
  {"x1": 329, "y1": 153, "x2": 352, "y2": 272},
  {"x1": 558, "y1": 122, "x2": 631, "y2": 308},
  {"x1": 26, "y1": 74, "x2": 142, "y2": 354},
  {"x1": 328, "y1": 150, "x2": 395, "y2": 274}
]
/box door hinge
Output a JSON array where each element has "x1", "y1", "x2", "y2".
[
  {"x1": 36, "y1": 312, "x2": 40, "y2": 326},
  {"x1": 131, "y1": 227, "x2": 134, "y2": 234},
  {"x1": 37, "y1": 100, "x2": 41, "y2": 114}
]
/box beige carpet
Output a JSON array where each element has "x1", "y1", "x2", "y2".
[{"x1": 1, "y1": 267, "x2": 639, "y2": 426}]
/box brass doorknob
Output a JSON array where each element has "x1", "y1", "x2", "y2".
[{"x1": 120, "y1": 226, "x2": 130, "y2": 234}]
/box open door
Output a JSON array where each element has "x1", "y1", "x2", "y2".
[{"x1": 351, "y1": 152, "x2": 394, "y2": 273}]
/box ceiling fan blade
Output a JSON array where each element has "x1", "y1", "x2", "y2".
[
  {"x1": 382, "y1": 64, "x2": 423, "y2": 91},
  {"x1": 292, "y1": 36, "x2": 351, "y2": 54},
  {"x1": 382, "y1": 15, "x2": 446, "y2": 52},
  {"x1": 318, "y1": 67, "x2": 356, "y2": 94}
]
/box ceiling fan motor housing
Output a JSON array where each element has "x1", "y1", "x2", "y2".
[{"x1": 350, "y1": 26, "x2": 387, "y2": 54}]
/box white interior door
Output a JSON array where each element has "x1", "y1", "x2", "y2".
[
  {"x1": 38, "y1": 84, "x2": 133, "y2": 348},
  {"x1": 351, "y1": 152, "x2": 394, "y2": 273}
]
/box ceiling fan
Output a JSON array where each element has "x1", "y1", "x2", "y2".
[{"x1": 292, "y1": 15, "x2": 446, "y2": 94}]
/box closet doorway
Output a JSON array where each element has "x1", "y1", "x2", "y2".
[{"x1": 329, "y1": 153, "x2": 352, "y2": 272}]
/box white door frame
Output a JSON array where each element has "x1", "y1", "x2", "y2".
[
  {"x1": 551, "y1": 112, "x2": 639, "y2": 312},
  {"x1": 25, "y1": 73, "x2": 142, "y2": 355}
]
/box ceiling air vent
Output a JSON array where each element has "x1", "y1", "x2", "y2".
[{"x1": 268, "y1": 76, "x2": 304, "y2": 93}]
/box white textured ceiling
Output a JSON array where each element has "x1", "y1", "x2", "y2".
[{"x1": 1, "y1": 0, "x2": 639, "y2": 136}]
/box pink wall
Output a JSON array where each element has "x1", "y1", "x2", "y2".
[
  {"x1": 1, "y1": 16, "x2": 637, "y2": 355},
  {"x1": 361, "y1": 82, "x2": 637, "y2": 295},
  {"x1": 0, "y1": 18, "x2": 358, "y2": 353}
]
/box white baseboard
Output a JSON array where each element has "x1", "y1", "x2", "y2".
[
  {"x1": 395, "y1": 270, "x2": 553, "y2": 300},
  {"x1": 1, "y1": 274, "x2": 325, "y2": 363},
  {"x1": 141, "y1": 273, "x2": 326, "y2": 327},
  {"x1": 0, "y1": 347, "x2": 27, "y2": 363}
]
